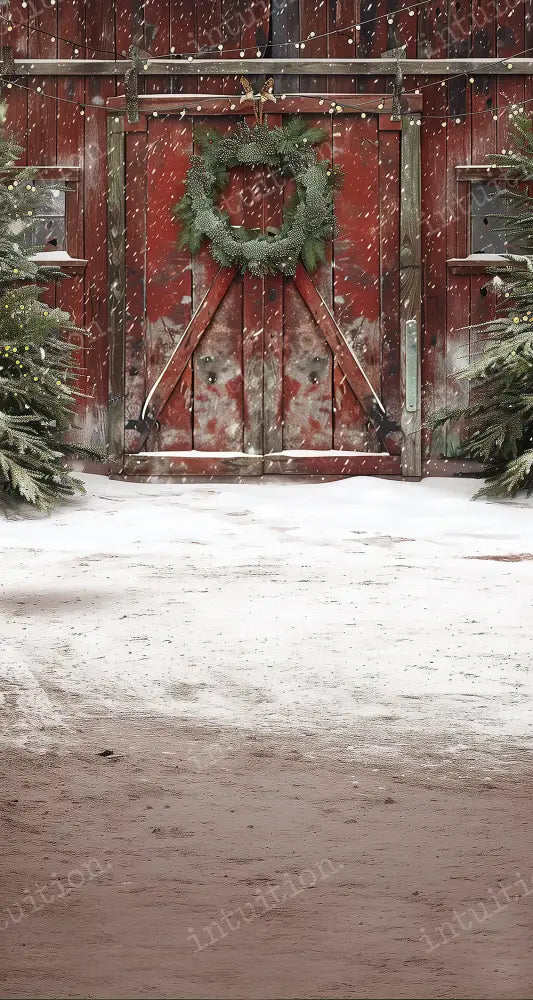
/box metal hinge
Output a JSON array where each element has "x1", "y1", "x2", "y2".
[{"x1": 405, "y1": 318, "x2": 419, "y2": 412}]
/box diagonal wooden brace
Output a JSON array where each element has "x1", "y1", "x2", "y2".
[
  {"x1": 130, "y1": 264, "x2": 238, "y2": 452},
  {"x1": 131, "y1": 262, "x2": 399, "y2": 455},
  {"x1": 293, "y1": 264, "x2": 401, "y2": 455}
]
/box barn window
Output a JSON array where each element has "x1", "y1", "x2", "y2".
[
  {"x1": 3, "y1": 165, "x2": 83, "y2": 266},
  {"x1": 21, "y1": 181, "x2": 66, "y2": 252},
  {"x1": 448, "y1": 167, "x2": 523, "y2": 274},
  {"x1": 470, "y1": 181, "x2": 519, "y2": 254}
]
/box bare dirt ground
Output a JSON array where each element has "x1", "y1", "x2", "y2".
[{"x1": 1, "y1": 718, "x2": 532, "y2": 1000}]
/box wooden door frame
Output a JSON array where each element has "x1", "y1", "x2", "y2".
[{"x1": 107, "y1": 93, "x2": 422, "y2": 478}]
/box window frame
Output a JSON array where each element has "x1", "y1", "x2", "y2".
[
  {"x1": 447, "y1": 165, "x2": 522, "y2": 274},
  {"x1": 2, "y1": 164, "x2": 87, "y2": 272}
]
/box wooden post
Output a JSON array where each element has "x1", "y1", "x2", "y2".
[
  {"x1": 400, "y1": 116, "x2": 422, "y2": 478},
  {"x1": 107, "y1": 114, "x2": 126, "y2": 473}
]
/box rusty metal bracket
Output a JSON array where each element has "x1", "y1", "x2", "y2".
[
  {"x1": 381, "y1": 14, "x2": 407, "y2": 61},
  {"x1": 0, "y1": 44, "x2": 15, "y2": 77},
  {"x1": 0, "y1": 45, "x2": 14, "y2": 108},
  {"x1": 391, "y1": 61, "x2": 404, "y2": 122},
  {"x1": 125, "y1": 45, "x2": 142, "y2": 124}
]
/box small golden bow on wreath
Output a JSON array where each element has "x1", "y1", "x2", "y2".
[{"x1": 240, "y1": 76, "x2": 276, "y2": 123}]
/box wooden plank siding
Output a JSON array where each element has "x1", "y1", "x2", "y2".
[{"x1": 1, "y1": 1, "x2": 531, "y2": 468}]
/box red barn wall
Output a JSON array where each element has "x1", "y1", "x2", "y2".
[{"x1": 1, "y1": 0, "x2": 529, "y2": 460}]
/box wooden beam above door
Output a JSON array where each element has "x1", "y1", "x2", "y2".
[
  {"x1": 106, "y1": 94, "x2": 423, "y2": 115},
  {"x1": 4, "y1": 58, "x2": 533, "y2": 76}
]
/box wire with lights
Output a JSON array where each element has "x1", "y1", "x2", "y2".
[
  {"x1": 0, "y1": 0, "x2": 532, "y2": 131},
  {"x1": 0, "y1": 0, "x2": 448, "y2": 62},
  {"x1": 0, "y1": 0, "x2": 529, "y2": 117},
  {"x1": 3, "y1": 72, "x2": 533, "y2": 131},
  {"x1": 2, "y1": 0, "x2": 533, "y2": 131}
]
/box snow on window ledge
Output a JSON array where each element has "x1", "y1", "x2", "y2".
[
  {"x1": 30, "y1": 250, "x2": 88, "y2": 271},
  {"x1": 447, "y1": 253, "x2": 517, "y2": 275}
]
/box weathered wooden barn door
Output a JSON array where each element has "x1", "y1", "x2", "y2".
[{"x1": 108, "y1": 95, "x2": 421, "y2": 478}]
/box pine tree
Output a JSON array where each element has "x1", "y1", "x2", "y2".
[
  {"x1": 0, "y1": 113, "x2": 85, "y2": 510},
  {"x1": 434, "y1": 114, "x2": 533, "y2": 498}
]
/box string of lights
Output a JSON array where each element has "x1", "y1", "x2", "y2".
[
  {"x1": 3, "y1": 73, "x2": 533, "y2": 130},
  {"x1": 2, "y1": 77, "x2": 89, "y2": 114},
  {"x1": 283, "y1": 88, "x2": 533, "y2": 125},
  {"x1": 0, "y1": 0, "x2": 451, "y2": 62},
  {"x1": 401, "y1": 45, "x2": 533, "y2": 98},
  {"x1": 0, "y1": 8, "x2": 117, "y2": 57},
  {"x1": 0, "y1": 2, "x2": 532, "y2": 129}
]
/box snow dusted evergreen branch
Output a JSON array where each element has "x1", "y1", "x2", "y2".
[
  {"x1": 431, "y1": 114, "x2": 533, "y2": 498},
  {"x1": 0, "y1": 117, "x2": 87, "y2": 510}
]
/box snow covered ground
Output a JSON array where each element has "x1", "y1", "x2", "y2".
[{"x1": 1, "y1": 474, "x2": 532, "y2": 760}]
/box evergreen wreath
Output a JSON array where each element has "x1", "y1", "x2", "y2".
[{"x1": 173, "y1": 116, "x2": 342, "y2": 277}]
